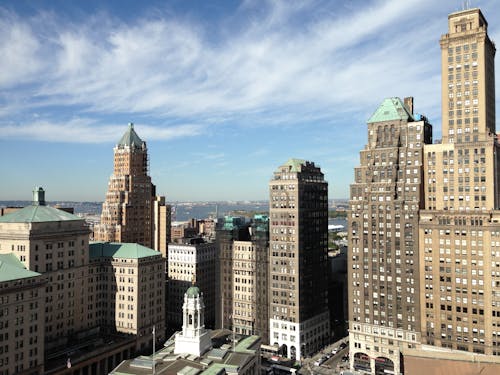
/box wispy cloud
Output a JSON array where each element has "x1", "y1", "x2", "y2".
[
  {"x1": 0, "y1": 119, "x2": 202, "y2": 143},
  {"x1": 0, "y1": 0, "x2": 498, "y2": 143}
]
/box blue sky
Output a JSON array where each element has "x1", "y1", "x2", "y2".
[{"x1": 1, "y1": 0, "x2": 499, "y2": 202}]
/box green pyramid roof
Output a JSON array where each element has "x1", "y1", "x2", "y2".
[
  {"x1": 118, "y1": 123, "x2": 144, "y2": 147},
  {"x1": 0, "y1": 254, "x2": 41, "y2": 282},
  {"x1": 283, "y1": 158, "x2": 306, "y2": 172},
  {"x1": 89, "y1": 242, "x2": 161, "y2": 259},
  {"x1": 0, "y1": 205, "x2": 82, "y2": 223},
  {"x1": 367, "y1": 97, "x2": 414, "y2": 124}
]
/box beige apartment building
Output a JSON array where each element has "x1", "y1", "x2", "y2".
[
  {"x1": 94, "y1": 123, "x2": 171, "y2": 252},
  {"x1": 269, "y1": 159, "x2": 329, "y2": 360},
  {"x1": 419, "y1": 7, "x2": 500, "y2": 355},
  {"x1": 0, "y1": 254, "x2": 45, "y2": 375},
  {"x1": 89, "y1": 242, "x2": 166, "y2": 351}
]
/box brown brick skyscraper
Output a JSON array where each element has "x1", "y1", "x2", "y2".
[{"x1": 94, "y1": 123, "x2": 154, "y2": 247}]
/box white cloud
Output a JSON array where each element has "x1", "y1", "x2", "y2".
[
  {"x1": 0, "y1": 0, "x2": 499, "y2": 142},
  {"x1": 0, "y1": 119, "x2": 202, "y2": 143}
]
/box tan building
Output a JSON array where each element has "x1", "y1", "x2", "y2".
[
  {"x1": 215, "y1": 215, "x2": 270, "y2": 344},
  {"x1": 152, "y1": 196, "x2": 171, "y2": 258},
  {"x1": 89, "y1": 242, "x2": 166, "y2": 352},
  {"x1": 348, "y1": 98, "x2": 433, "y2": 374},
  {"x1": 94, "y1": 123, "x2": 171, "y2": 252},
  {"x1": 0, "y1": 254, "x2": 45, "y2": 375},
  {"x1": 269, "y1": 159, "x2": 329, "y2": 360},
  {"x1": 0, "y1": 188, "x2": 167, "y2": 374},
  {"x1": 0, "y1": 187, "x2": 93, "y2": 353},
  {"x1": 419, "y1": 7, "x2": 500, "y2": 356}
]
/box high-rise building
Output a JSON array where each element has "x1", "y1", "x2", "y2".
[
  {"x1": 216, "y1": 216, "x2": 250, "y2": 331},
  {"x1": 419, "y1": 7, "x2": 500, "y2": 355},
  {"x1": 348, "y1": 6, "x2": 500, "y2": 374},
  {"x1": 348, "y1": 98, "x2": 433, "y2": 373},
  {"x1": 215, "y1": 215, "x2": 270, "y2": 343},
  {"x1": 94, "y1": 123, "x2": 171, "y2": 251},
  {"x1": 269, "y1": 159, "x2": 329, "y2": 360},
  {"x1": 152, "y1": 196, "x2": 171, "y2": 258},
  {"x1": 167, "y1": 241, "x2": 217, "y2": 333}
]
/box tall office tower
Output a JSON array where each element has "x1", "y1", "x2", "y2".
[
  {"x1": 0, "y1": 187, "x2": 93, "y2": 350},
  {"x1": 348, "y1": 99, "x2": 433, "y2": 374},
  {"x1": 419, "y1": 7, "x2": 500, "y2": 355},
  {"x1": 152, "y1": 196, "x2": 172, "y2": 258},
  {"x1": 94, "y1": 123, "x2": 154, "y2": 247},
  {"x1": 269, "y1": 159, "x2": 329, "y2": 360},
  {"x1": 167, "y1": 241, "x2": 217, "y2": 333}
]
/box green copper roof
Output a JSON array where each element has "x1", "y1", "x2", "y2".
[
  {"x1": 0, "y1": 254, "x2": 41, "y2": 282},
  {"x1": 283, "y1": 158, "x2": 306, "y2": 172},
  {"x1": 118, "y1": 123, "x2": 144, "y2": 147},
  {"x1": 0, "y1": 204, "x2": 82, "y2": 223},
  {"x1": 186, "y1": 285, "x2": 201, "y2": 298},
  {"x1": 367, "y1": 97, "x2": 414, "y2": 124},
  {"x1": 89, "y1": 242, "x2": 161, "y2": 259}
]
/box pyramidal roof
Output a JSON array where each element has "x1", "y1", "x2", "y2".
[
  {"x1": 367, "y1": 97, "x2": 414, "y2": 124},
  {"x1": 89, "y1": 242, "x2": 161, "y2": 259},
  {"x1": 282, "y1": 158, "x2": 307, "y2": 172},
  {"x1": 117, "y1": 123, "x2": 144, "y2": 147},
  {"x1": 0, "y1": 254, "x2": 41, "y2": 282}
]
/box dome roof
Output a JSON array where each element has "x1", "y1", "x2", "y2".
[{"x1": 186, "y1": 285, "x2": 200, "y2": 298}]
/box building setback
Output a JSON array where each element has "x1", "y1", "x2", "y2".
[
  {"x1": 94, "y1": 123, "x2": 171, "y2": 252},
  {"x1": 269, "y1": 159, "x2": 329, "y2": 360},
  {"x1": 419, "y1": 7, "x2": 500, "y2": 355},
  {"x1": 348, "y1": 98, "x2": 432, "y2": 374},
  {"x1": 348, "y1": 6, "x2": 500, "y2": 375}
]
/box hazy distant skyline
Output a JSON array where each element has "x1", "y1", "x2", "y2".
[{"x1": 1, "y1": 0, "x2": 499, "y2": 201}]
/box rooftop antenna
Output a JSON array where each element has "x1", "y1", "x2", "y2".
[{"x1": 463, "y1": 0, "x2": 471, "y2": 10}]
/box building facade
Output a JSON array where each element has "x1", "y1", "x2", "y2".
[
  {"x1": 348, "y1": 6, "x2": 500, "y2": 374},
  {"x1": 269, "y1": 159, "x2": 329, "y2": 360},
  {"x1": 216, "y1": 215, "x2": 270, "y2": 344},
  {"x1": 419, "y1": 7, "x2": 500, "y2": 355},
  {"x1": 348, "y1": 98, "x2": 433, "y2": 374},
  {"x1": 89, "y1": 242, "x2": 166, "y2": 352},
  {"x1": 0, "y1": 254, "x2": 45, "y2": 375},
  {"x1": 167, "y1": 241, "x2": 217, "y2": 333},
  {"x1": 94, "y1": 123, "x2": 171, "y2": 253},
  {"x1": 0, "y1": 188, "x2": 166, "y2": 374}
]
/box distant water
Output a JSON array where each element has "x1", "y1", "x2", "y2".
[{"x1": 0, "y1": 200, "x2": 347, "y2": 228}]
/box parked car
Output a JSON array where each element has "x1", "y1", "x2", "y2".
[
  {"x1": 332, "y1": 348, "x2": 338, "y2": 354},
  {"x1": 340, "y1": 342, "x2": 347, "y2": 349}
]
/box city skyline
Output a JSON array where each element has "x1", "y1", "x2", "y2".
[{"x1": 1, "y1": 0, "x2": 499, "y2": 201}]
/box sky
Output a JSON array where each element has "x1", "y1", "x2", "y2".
[{"x1": 1, "y1": 0, "x2": 499, "y2": 202}]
